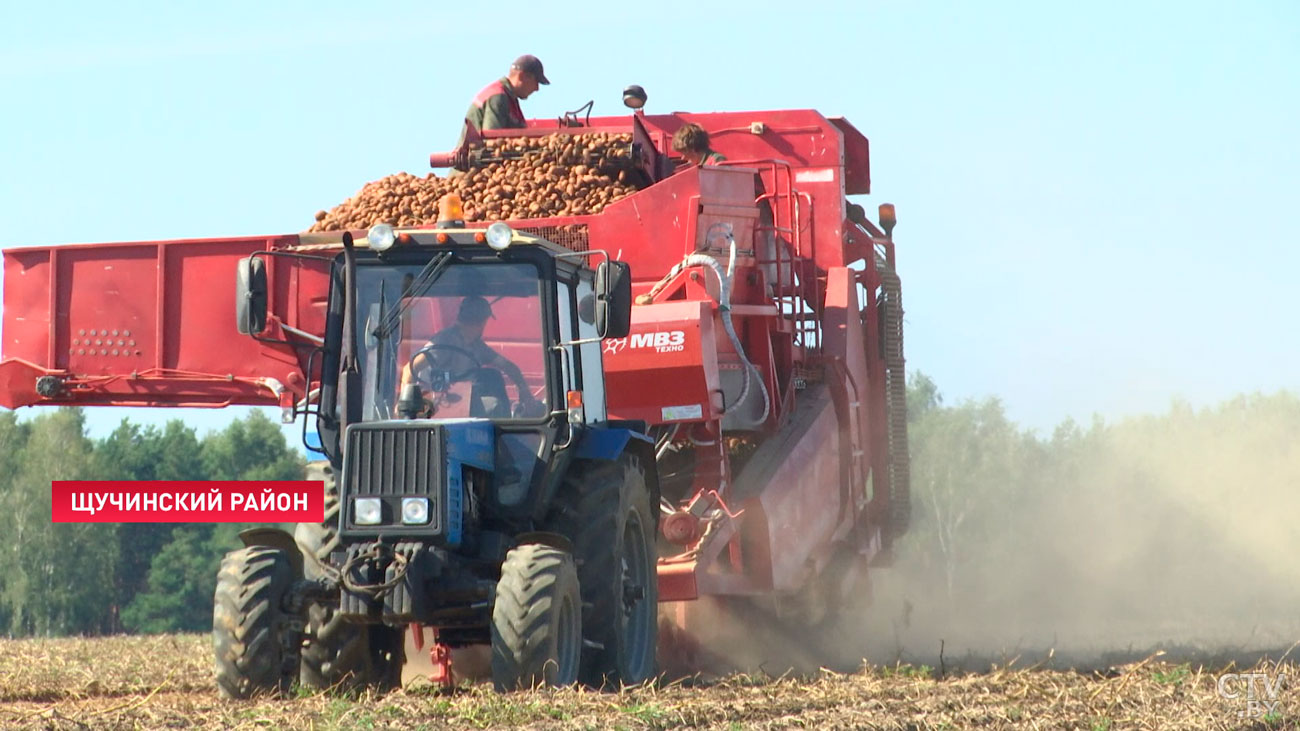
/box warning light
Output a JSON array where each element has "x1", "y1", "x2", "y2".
[
  {"x1": 566, "y1": 390, "x2": 584, "y2": 423},
  {"x1": 437, "y1": 194, "x2": 465, "y2": 228},
  {"x1": 878, "y1": 203, "x2": 897, "y2": 238}
]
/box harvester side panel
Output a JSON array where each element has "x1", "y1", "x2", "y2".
[
  {"x1": 581, "y1": 165, "x2": 760, "y2": 288},
  {"x1": 746, "y1": 387, "x2": 848, "y2": 592},
  {"x1": 603, "y1": 300, "x2": 721, "y2": 425},
  {"x1": 0, "y1": 236, "x2": 327, "y2": 409}
]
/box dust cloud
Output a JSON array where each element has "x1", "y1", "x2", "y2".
[
  {"x1": 400, "y1": 395, "x2": 1300, "y2": 684},
  {"x1": 653, "y1": 396, "x2": 1300, "y2": 677},
  {"x1": 859, "y1": 397, "x2": 1300, "y2": 672}
]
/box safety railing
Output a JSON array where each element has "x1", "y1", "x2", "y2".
[{"x1": 713, "y1": 159, "x2": 820, "y2": 358}]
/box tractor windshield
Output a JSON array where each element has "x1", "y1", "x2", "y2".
[{"x1": 354, "y1": 261, "x2": 549, "y2": 421}]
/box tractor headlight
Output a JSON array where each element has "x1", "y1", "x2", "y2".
[
  {"x1": 485, "y1": 222, "x2": 514, "y2": 251},
  {"x1": 354, "y1": 497, "x2": 382, "y2": 525},
  {"x1": 401, "y1": 497, "x2": 430, "y2": 525},
  {"x1": 367, "y1": 223, "x2": 397, "y2": 252}
]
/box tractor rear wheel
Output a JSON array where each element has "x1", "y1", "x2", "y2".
[
  {"x1": 294, "y1": 462, "x2": 403, "y2": 692},
  {"x1": 213, "y1": 546, "x2": 299, "y2": 699},
  {"x1": 551, "y1": 455, "x2": 658, "y2": 687},
  {"x1": 490, "y1": 543, "x2": 582, "y2": 691}
]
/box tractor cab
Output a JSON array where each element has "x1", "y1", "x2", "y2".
[{"x1": 300, "y1": 222, "x2": 634, "y2": 534}]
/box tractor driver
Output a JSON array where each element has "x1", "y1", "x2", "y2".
[
  {"x1": 400, "y1": 296, "x2": 540, "y2": 418},
  {"x1": 672, "y1": 123, "x2": 726, "y2": 167}
]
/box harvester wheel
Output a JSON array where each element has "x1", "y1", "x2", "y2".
[
  {"x1": 491, "y1": 543, "x2": 582, "y2": 691},
  {"x1": 551, "y1": 455, "x2": 658, "y2": 687},
  {"x1": 294, "y1": 462, "x2": 403, "y2": 692},
  {"x1": 213, "y1": 546, "x2": 299, "y2": 699}
]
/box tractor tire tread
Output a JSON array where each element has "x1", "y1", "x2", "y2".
[
  {"x1": 213, "y1": 546, "x2": 294, "y2": 700},
  {"x1": 491, "y1": 544, "x2": 580, "y2": 691}
]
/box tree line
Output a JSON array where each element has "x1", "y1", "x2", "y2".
[
  {"x1": 0, "y1": 408, "x2": 305, "y2": 637},
  {"x1": 896, "y1": 373, "x2": 1300, "y2": 635},
  {"x1": 4, "y1": 374, "x2": 1298, "y2": 639}
]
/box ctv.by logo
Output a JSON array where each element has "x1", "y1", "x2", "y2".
[{"x1": 1218, "y1": 671, "x2": 1286, "y2": 719}]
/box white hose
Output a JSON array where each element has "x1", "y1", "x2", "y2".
[
  {"x1": 688, "y1": 429, "x2": 718, "y2": 447},
  {"x1": 644, "y1": 243, "x2": 771, "y2": 428}
]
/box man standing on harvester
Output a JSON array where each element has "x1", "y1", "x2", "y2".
[{"x1": 459, "y1": 54, "x2": 549, "y2": 145}]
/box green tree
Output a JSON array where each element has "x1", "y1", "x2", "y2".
[
  {"x1": 0, "y1": 411, "x2": 31, "y2": 633},
  {"x1": 901, "y1": 390, "x2": 1022, "y2": 602},
  {"x1": 0, "y1": 408, "x2": 117, "y2": 636},
  {"x1": 122, "y1": 411, "x2": 305, "y2": 634},
  {"x1": 907, "y1": 371, "x2": 943, "y2": 423},
  {"x1": 201, "y1": 410, "x2": 305, "y2": 481},
  {"x1": 120, "y1": 526, "x2": 219, "y2": 633},
  {"x1": 97, "y1": 419, "x2": 208, "y2": 631}
]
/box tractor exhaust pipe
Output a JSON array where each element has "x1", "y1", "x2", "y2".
[{"x1": 338, "y1": 232, "x2": 362, "y2": 431}]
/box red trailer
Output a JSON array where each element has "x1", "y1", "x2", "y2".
[{"x1": 0, "y1": 107, "x2": 908, "y2": 688}]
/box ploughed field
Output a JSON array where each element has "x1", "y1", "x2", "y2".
[{"x1": 0, "y1": 634, "x2": 1294, "y2": 729}]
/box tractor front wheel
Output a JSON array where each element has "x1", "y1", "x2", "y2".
[
  {"x1": 213, "y1": 546, "x2": 299, "y2": 699},
  {"x1": 490, "y1": 543, "x2": 582, "y2": 691}
]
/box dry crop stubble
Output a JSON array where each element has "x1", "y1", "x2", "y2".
[{"x1": 0, "y1": 634, "x2": 1295, "y2": 729}]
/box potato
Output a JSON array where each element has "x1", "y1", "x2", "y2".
[{"x1": 305, "y1": 133, "x2": 637, "y2": 232}]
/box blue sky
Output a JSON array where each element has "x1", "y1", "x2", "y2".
[{"x1": 2, "y1": 1, "x2": 1297, "y2": 445}]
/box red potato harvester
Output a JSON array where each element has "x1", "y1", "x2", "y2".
[{"x1": 0, "y1": 102, "x2": 908, "y2": 693}]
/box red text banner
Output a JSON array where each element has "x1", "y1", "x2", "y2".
[{"x1": 51, "y1": 481, "x2": 325, "y2": 523}]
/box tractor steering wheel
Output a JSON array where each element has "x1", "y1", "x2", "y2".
[{"x1": 409, "y1": 343, "x2": 483, "y2": 387}]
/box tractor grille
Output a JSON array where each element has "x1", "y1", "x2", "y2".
[
  {"x1": 517, "y1": 223, "x2": 589, "y2": 252},
  {"x1": 345, "y1": 426, "x2": 443, "y2": 497}
]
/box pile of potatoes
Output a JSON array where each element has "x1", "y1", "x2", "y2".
[{"x1": 306, "y1": 133, "x2": 639, "y2": 233}]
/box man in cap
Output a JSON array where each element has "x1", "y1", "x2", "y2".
[
  {"x1": 401, "y1": 295, "x2": 538, "y2": 417},
  {"x1": 460, "y1": 55, "x2": 549, "y2": 144}
]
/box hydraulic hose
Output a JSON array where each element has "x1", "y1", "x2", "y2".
[{"x1": 644, "y1": 245, "x2": 771, "y2": 428}]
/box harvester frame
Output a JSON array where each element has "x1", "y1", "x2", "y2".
[{"x1": 0, "y1": 105, "x2": 909, "y2": 689}]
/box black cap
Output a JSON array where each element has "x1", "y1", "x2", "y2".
[
  {"x1": 512, "y1": 54, "x2": 549, "y2": 85},
  {"x1": 458, "y1": 296, "x2": 495, "y2": 323}
]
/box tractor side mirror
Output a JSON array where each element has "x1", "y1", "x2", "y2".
[
  {"x1": 595, "y1": 260, "x2": 632, "y2": 339},
  {"x1": 235, "y1": 256, "x2": 268, "y2": 335}
]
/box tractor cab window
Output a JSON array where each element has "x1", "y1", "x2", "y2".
[{"x1": 354, "y1": 262, "x2": 549, "y2": 421}]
